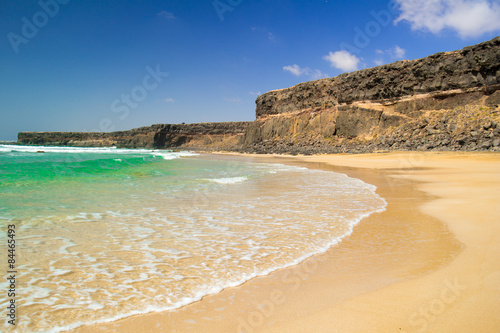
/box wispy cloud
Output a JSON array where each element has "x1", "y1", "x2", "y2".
[
  {"x1": 374, "y1": 45, "x2": 407, "y2": 65},
  {"x1": 251, "y1": 27, "x2": 277, "y2": 42},
  {"x1": 393, "y1": 45, "x2": 406, "y2": 58},
  {"x1": 165, "y1": 98, "x2": 175, "y2": 103},
  {"x1": 283, "y1": 64, "x2": 329, "y2": 80},
  {"x1": 158, "y1": 11, "x2": 176, "y2": 20},
  {"x1": 283, "y1": 64, "x2": 303, "y2": 76},
  {"x1": 248, "y1": 91, "x2": 262, "y2": 96},
  {"x1": 323, "y1": 51, "x2": 360, "y2": 72},
  {"x1": 395, "y1": 0, "x2": 500, "y2": 38}
]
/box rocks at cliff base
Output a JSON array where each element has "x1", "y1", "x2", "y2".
[{"x1": 239, "y1": 102, "x2": 500, "y2": 154}]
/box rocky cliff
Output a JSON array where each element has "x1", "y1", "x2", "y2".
[
  {"x1": 256, "y1": 37, "x2": 500, "y2": 118},
  {"x1": 18, "y1": 125, "x2": 161, "y2": 148},
  {"x1": 152, "y1": 122, "x2": 251, "y2": 150},
  {"x1": 17, "y1": 37, "x2": 500, "y2": 154},
  {"x1": 241, "y1": 37, "x2": 500, "y2": 154}
]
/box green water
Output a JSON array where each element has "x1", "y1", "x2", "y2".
[
  {"x1": 1, "y1": 150, "x2": 181, "y2": 219},
  {"x1": 0, "y1": 145, "x2": 386, "y2": 333}
]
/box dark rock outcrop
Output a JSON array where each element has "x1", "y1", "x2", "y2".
[
  {"x1": 256, "y1": 37, "x2": 500, "y2": 118},
  {"x1": 153, "y1": 122, "x2": 251, "y2": 150},
  {"x1": 17, "y1": 126, "x2": 160, "y2": 148}
]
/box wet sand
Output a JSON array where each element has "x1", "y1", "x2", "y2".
[{"x1": 73, "y1": 152, "x2": 500, "y2": 333}]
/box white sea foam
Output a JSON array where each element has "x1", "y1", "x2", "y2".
[
  {"x1": 204, "y1": 176, "x2": 249, "y2": 184},
  {"x1": 151, "y1": 150, "x2": 199, "y2": 160},
  {"x1": 254, "y1": 163, "x2": 308, "y2": 173},
  {"x1": 0, "y1": 144, "x2": 199, "y2": 160},
  {"x1": 0, "y1": 145, "x2": 128, "y2": 154}
]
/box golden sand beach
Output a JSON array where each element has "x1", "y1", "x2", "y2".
[{"x1": 74, "y1": 152, "x2": 500, "y2": 333}]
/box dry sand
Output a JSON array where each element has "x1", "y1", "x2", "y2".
[{"x1": 74, "y1": 152, "x2": 500, "y2": 333}]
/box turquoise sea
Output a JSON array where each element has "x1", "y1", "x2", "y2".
[{"x1": 0, "y1": 145, "x2": 386, "y2": 332}]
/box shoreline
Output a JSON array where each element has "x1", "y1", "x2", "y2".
[{"x1": 73, "y1": 151, "x2": 500, "y2": 333}]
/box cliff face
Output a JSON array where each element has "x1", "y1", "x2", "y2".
[
  {"x1": 241, "y1": 37, "x2": 500, "y2": 154},
  {"x1": 256, "y1": 37, "x2": 500, "y2": 118},
  {"x1": 153, "y1": 122, "x2": 251, "y2": 150},
  {"x1": 17, "y1": 126, "x2": 160, "y2": 148}
]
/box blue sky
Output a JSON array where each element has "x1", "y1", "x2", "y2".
[{"x1": 1, "y1": 0, "x2": 499, "y2": 140}]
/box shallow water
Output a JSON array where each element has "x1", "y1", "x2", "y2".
[{"x1": 0, "y1": 145, "x2": 386, "y2": 332}]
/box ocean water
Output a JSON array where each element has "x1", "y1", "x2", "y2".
[{"x1": 0, "y1": 145, "x2": 386, "y2": 332}]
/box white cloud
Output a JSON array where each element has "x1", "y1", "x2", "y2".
[
  {"x1": 248, "y1": 91, "x2": 262, "y2": 96},
  {"x1": 158, "y1": 11, "x2": 176, "y2": 20},
  {"x1": 308, "y1": 69, "x2": 329, "y2": 80},
  {"x1": 251, "y1": 27, "x2": 277, "y2": 42},
  {"x1": 393, "y1": 45, "x2": 406, "y2": 59},
  {"x1": 376, "y1": 45, "x2": 407, "y2": 62},
  {"x1": 283, "y1": 64, "x2": 304, "y2": 76},
  {"x1": 323, "y1": 51, "x2": 360, "y2": 72},
  {"x1": 374, "y1": 59, "x2": 385, "y2": 66},
  {"x1": 283, "y1": 65, "x2": 329, "y2": 79},
  {"x1": 395, "y1": 0, "x2": 500, "y2": 38},
  {"x1": 165, "y1": 98, "x2": 175, "y2": 103}
]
